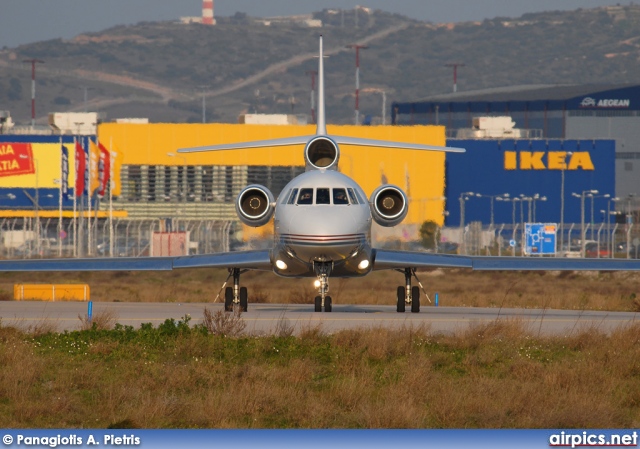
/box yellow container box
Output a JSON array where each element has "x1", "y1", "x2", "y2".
[{"x1": 13, "y1": 284, "x2": 90, "y2": 301}]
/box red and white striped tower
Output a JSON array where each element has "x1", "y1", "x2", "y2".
[{"x1": 202, "y1": 0, "x2": 215, "y2": 25}]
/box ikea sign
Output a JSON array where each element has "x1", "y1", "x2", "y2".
[{"x1": 504, "y1": 151, "x2": 594, "y2": 170}]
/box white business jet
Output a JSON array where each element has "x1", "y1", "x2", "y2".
[{"x1": 3, "y1": 36, "x2": 640, "y2": 313}]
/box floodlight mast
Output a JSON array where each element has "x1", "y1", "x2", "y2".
[
  {"x1": 347, "y1": 44, "x2": 369, "y2": 125},
  {"x1": 23, "y1": 58, "x2": 44, "y2": 128},
  {"x1": 445, "y1": 63, "x2": 465, "y2": 93}
]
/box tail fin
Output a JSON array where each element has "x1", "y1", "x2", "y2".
[
  {"x1": 178, "y1": 35, "x2": 466, "y2": 156},
  {"x1": 316, "y1": 35, "x2": 326, "y2": 136}
]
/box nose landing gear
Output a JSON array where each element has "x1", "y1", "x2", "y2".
[{"x1": 314, "y1": 262, "x2": 333, "y2": 312}]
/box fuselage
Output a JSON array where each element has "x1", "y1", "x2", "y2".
[{"x1": 271, "y1": 170, "x2": 373, "y2": 278}]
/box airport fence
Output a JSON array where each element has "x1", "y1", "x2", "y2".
[
  {"x1": 0, "y1": 218, "x2": 236, "y2": 259},
  {"x1": 451, "y1": 222, "x2": 640, "y2": 258},
  {"x1": 1, "y1": 217, "x2": 639, "y2": 260}
]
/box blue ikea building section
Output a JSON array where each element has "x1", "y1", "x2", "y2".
[
  {"x1": 444, "y1": 139, "x2": 616, "y2": 227},
  {"x1": 0, "y1": 135, "x2": 97, "y2": 210}
]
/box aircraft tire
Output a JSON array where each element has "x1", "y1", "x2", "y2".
[
  {"x1": 239, "y1": 287, "x2": 248, "y2": 312},
  {"x1": 411, "y1": 286, "x2": 420, "y2": 313},
  {"x1": 314, "y1": 296, "x2": 322, "y2": 312},
  {"x1": 224, "y1": 287, "x2": 233, "y2": 312},
  {"x1": 396, "y1": 286, "x2": 405, "y2": 313},
  {"x1": 324, "y1": 296, "x2": 332, "y2": 312}
]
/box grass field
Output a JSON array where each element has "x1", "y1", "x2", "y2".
[
  {"x1": 2, "y1": 317, "x2": 640, "y2": 428},
  {"x1": 2, "y1": 268, "x2": 640, "y2": 428}
]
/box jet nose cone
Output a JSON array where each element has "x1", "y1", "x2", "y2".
[{"x1": 288, "y1": 207, "x2": 357, "y2": 236}]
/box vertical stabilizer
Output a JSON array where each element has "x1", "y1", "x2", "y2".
[{"x1": 316, "y1": 36, "x2": 327, "y2": 135}]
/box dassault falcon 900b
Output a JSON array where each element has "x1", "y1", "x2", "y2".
[{"x1": 4, "y1": 36, "x2": 640, "y2": 313}]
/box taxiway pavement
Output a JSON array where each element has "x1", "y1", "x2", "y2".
[{"x1": 1, "y1": 301, "x2": 639, "y2": 335}]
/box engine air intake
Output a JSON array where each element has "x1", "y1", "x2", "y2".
[
  {"x1": 236, "y1": 185, "x2": 275, "y2": 227},
  {"x1": 369, "y1": 185, "x2": 408, "y2": 227},
  {"x1": 305, "y1": 137, "x2": 339, "y2": 170}
]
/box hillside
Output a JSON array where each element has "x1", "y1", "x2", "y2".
[{"x1": 1, "y1": 5, "x2": 640, "y2": 125}]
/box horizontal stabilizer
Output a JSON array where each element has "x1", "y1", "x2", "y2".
[
  {"x1": 178, "y1": 136, "x2": 314, "y2": 153},
  {"x1": 332, "y1": 135, "x2": 465, "y2": 153}
]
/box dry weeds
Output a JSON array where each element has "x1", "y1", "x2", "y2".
[
  {"x1": 201, "y1": 307, "x2": 246, "y2": 336},
  {"x1": 77, "y1": 308, "x2": 119, "y2": 331},
  {"x1": 2, "y1": 320, "x2": 640, "y2": 428}
]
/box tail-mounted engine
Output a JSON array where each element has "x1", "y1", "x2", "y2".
[
  {"x1": 369, "y1": 185, "x2": 408, "y2": 227},
  {"x1": 235, "y1": 185, "x2": 275, "y2": 227},
  {"x1": 304, "y1": 136, "x2": 340, "y2": 171}
]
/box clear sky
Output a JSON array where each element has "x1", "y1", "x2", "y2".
[{"x1": 0, "y1": 0, "x2": 622, "y2": 48}]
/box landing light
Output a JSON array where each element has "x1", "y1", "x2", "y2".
[
  {"x1": 313, "y1": 280, "x2": 321, "y2": 288},
  {"x1": 275, "y1": 260, "x2": 288, "y2": 270},
  {"x1": 358, "y1": 260, "x2": 370, "y2": 270}
]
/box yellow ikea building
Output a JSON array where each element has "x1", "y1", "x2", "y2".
[{"x1": 97, "y1": 123, "x2": 448, "y2": 226}]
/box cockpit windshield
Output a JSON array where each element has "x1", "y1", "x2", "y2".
[
  {"x1": 333, "y1": 188, "x2": 349, "y2": 205},
  {"x1": 297, "y1": 188, "x2": 314, "y2": 205},
  {"x1": 316, "y1": 188, "x2": 330, "y2": 204},
  {"x1": 294, "y1": 187, "x2": 355, "y2": 205}
]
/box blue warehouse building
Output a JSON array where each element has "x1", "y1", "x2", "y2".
[
  {"x1": 443, "y1": 139, "x2": 615, "y2": 227},
  {"x1": 393, "y1": 84, "x2": 640, "y2": 203}
]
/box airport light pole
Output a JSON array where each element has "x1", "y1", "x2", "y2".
[
  {"x1": 361, "y1": 88, "x2": 388, "y2": 125},
  {"x1": 19, "y1": 154, "x2": 40, "y2": 254},
  {"x1": 305, "y1": 70, "x2": 318, "y2": 124},
  {"x1": 532, "y1": 194, "x2": 547, "y2": 222},
  {"x1": 346, "y1": 44, "x2": 368, "y2": 125},
  {"x1": 198, "y1": 86, "x2": 209, "y2": 123},
  {"x1": 459, "y1": 192, "x2": 476, "y2": 254},
  {"x1": 607, "y1": 197, "x2": 620, "y2": 256},
  {"x1": 477, "y1": 193, "x2": 509, "y2": 230},
  {"x1": 560, "y1": 151, "x2": 573, "y2": 255},
  {"x1": 573, "y1": 189, "x2": 598, "y2": 257},
  {"x1": 23, "y1": 59, "x2": 44, "y2": 129}
]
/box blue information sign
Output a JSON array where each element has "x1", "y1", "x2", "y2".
[{"x1": 524, "y1": 223, "x2": 557, "y2": 255}]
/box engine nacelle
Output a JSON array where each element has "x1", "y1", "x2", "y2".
[
  {"x1": 304, "y1": 136, "x2": 339, "y2": 171},
  {"x1": 369, "y1": 185, "x2": 408, "y2": 227},
  {"x1": 235, "y1": 185, "x2": 275, "y2": 227}
]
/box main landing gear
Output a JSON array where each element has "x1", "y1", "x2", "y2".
[
  {"x1": 395, "y1": 268, "x2": 428, "y2": 313},
  {"x1": 223, "y1": 268, "x2": 249, "y2": 312},
  {"x1": 314, "y1": 261, "x2": 332, "y2": 313}
]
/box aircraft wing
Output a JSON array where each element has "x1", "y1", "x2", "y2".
[
  {"x1": 0, "y1": 257, "x2": 174, "y2": 272},
  {"x1": 178, "y1": 136, "x2": 315, "y2": 153},
  {"x1": 173, "y1": 250, "x2": 272, "y2": 270},
  {"x1": 373, "y1": 249, "x2": 640, "y2": 271},
  {"x1": 0, "y1": 250, "x2": 272, "y2": 272},
  {"x1": 331, "y1": 135, "x2": 466, "y2": 153},
  {"x1": 470, "y1": 256, "x2": 640, "y2": 271},
  {"x1": 373, "y1": 250, "x2": 472, "y2": 270}
]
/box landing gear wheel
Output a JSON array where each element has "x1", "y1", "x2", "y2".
[
  {"x1": 224, "y1": 287, "x2": 233, "y2": 312},
  {"x1": 324, "y1": 296, "x2": 332, "y2": 312},
  {"x1": 396, "y1": 286, "x2": 406, "y2": 313},
  {"x1": 411, "y1": 286, "x2": 420, "y2": 313},
  {"x1": 314, "y1": 296, "x2": 322, "y2": 312},
  {"x1": 239, "y1": 287, "x2": 248, "y2": 312}
]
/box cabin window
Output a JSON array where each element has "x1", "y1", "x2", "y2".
[
  {"x1": 347, "y1": 188, "x2": 359, "y2": 204},
  {"x1": 297, "y1": 188, "x2": 313, "y2": 205},
  {"x1": 316, "y1": 188, "x2": 330, "y2": 204},
  {"x1": 333, "y1": 188, "x2": 349, "y2": 205}
]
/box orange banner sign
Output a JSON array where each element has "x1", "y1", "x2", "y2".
[{"x1": 0, "y1": 143, "x2": 35, "y2": 177}]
